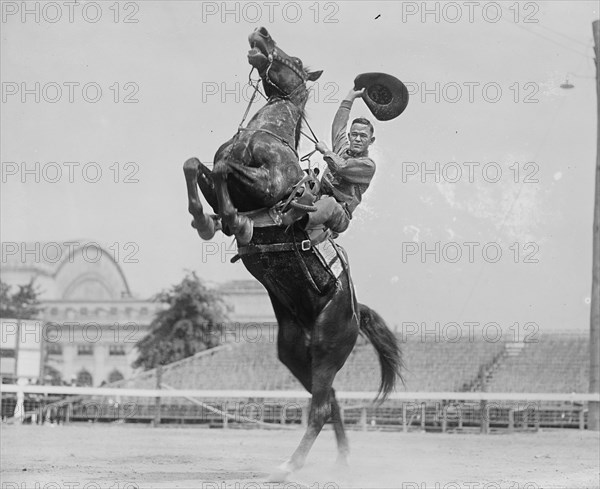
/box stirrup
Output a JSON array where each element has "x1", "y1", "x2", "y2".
[
  {"x1": 280, "y1": 173, "x2": 319, "y2": 213},
  {"x1": 280, "y1": 186, "x2": 317, "y2": 226}
]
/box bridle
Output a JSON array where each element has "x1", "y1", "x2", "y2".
[
  {"x1": 262, "y1": 48, "x2": 320, "y2": 150},
  {"x1": 264, "y1": 47, "x2": 308, "y2": 97},
  {"x1": 233, "y1": 49, "x2": 320, "y2": 160}
]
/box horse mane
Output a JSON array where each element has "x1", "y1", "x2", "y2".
[{"x1": 293, "y1": 68, "x2": 315, "y2": 149}]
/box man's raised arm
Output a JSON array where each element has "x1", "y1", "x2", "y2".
[{"x1": 331, "y1": 88, "x2": 365, "y2": 153}]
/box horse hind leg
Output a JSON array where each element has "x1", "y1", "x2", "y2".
[
  {"x1": 267, "y1": 297, "x2": 355, "y2": 482},
  {"x1": 272, "y1": 387, "x2": 350, "y2": 477},
  {"x1": 183, "y1": 157, "x2": 218, "y2": 240},
  {"x1": 330, "y1": 389, "x2": 350, "y2": 467},
  {"x1": 278, "y1": 362, "x2": 338, "y2": 477}
]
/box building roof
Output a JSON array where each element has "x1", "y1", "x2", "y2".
[{"x1": 2, "y1": 239, "x2": 131, "y2": 300}]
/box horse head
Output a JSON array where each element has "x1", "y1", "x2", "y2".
[{"x1": 248, "y1": 27, "x2": 322, "y2": 102}]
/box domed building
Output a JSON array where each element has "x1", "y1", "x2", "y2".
[{"x1": 1, "y1": 239, "x2": 275, "y2": 386}]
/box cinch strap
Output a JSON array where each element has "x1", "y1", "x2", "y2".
[{"x1": 230, "y1": 230, "x2": 329, "y2": 263}]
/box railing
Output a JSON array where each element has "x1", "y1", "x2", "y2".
[{"x1": 2, "y1": 384, "x2": 598, "y2": 432}]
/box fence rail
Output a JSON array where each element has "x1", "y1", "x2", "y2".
[
  {"x1": 2, "y1": 385, "x2": 598, "y2": 432},
  {"x1": 2, "y1": 385, "x2": 598, "y2": 402}
]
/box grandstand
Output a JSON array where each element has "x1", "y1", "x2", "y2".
[
  {"x1": 100, "y1": 332, "x2": 509, "y2": 393},
  {"x1": 2, "y1": 330, "x2": 592, "y2": 430},
  {"x1": 107, "y1": 331, "x2": 588, "y2": 395},
  {"x1": 486, "y1": 334, "x2": 590, "y2": 393}
]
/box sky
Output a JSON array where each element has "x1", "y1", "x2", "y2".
[{"x1": 1, "y1": 1, "x2": 598, "y2": 335}]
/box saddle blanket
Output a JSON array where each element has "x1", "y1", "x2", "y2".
[{"x1": 314, "y1": 238, "x2": 344, "y2": 279}]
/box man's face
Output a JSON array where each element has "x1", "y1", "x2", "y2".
[{"x1": 348, "y1": 123, "x2": 375, "y2": 155}]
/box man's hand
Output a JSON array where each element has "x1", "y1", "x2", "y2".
[
  {"x1": 315, "y1": 141, "x2": 330, "y2": 154},
  {"x1": 345, "y1": 87, "x2": 365, "y2": 101}
]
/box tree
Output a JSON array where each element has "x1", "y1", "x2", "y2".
[
  {"x1": 132, "y1": 271, "x2": 230, "y2": 370},
  {"x1": 0, "y1": 279, "x2": 41, "y2": 319},
  {"x1": 43, "y1": 365, "x2": 63, "y2": 386}
]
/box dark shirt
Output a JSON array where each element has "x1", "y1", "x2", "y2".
[{"x1": 320, "y1": 100, "x2": 376, "y2": 216}]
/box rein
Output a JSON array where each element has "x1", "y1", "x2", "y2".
[
  {"x1": 247, "y1": 58, "x2": 320, "y2": 153},
  {"x1": 229, "y1": 70, "x2": 299, "y2": 159},
  {"x1": 229, "y1": 63, "x2": 335, "y2": 294},
  {"x1": 238, "y1": 127, "x2": 298, "y2": 158}
]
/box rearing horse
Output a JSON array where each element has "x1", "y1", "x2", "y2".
[{"x1": 184, "y1": 27, "x2": 403, "y2": 481}]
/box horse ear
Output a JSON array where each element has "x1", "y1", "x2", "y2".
[{"x1": 307, "y1": 70, "x2": 323, "y2": 81}]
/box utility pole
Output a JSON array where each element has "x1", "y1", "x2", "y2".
[{"x1": 589, "y1": 19, "x2": 600, "y2": 431}]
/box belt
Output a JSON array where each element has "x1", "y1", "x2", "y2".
[{"x1": 231, "y1": 230, "x2": 330, "y2": 263}]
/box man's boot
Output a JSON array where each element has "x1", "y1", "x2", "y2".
[
  {"x1": 281, "y1": 186, "x2": 317, "y2": 226},
  {"x1": 306, "y1": 197, "x2": 350, "y2": 233}
]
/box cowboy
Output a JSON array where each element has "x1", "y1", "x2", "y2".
[
  {"x1": 282, "y1": 88, "x2": 376, "y2": 233},
  {"x1": 281, "y1": 73, "x2": 409, "y2": 234}
]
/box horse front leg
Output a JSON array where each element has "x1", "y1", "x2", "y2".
[
  {"x1": 213, "y1": 160, "x2": 253, "y2": 245},
  {"x1": 183, "y1": 157, "x2": 218, "y2": 240}
]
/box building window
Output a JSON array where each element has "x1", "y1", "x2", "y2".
[
  {"x1": 0, "y1": 349, "x2": 15, "y2": 358},
  {"x1": 77, "y1": 344, "x2": 93, "y2": 356},
  {"x1": 108, "y1": 369, "x2": 124, "y2": 383},
  {"x1": 46, "y1": 343, "x2": 63, "y2": 355},
  {"x1": 109, "y1": 345, "x2": 126, "y2": 356},
  {"x1": 76, "y1": 369, "x2": 93, "y2": 386}
]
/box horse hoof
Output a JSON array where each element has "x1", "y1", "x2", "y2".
[
  {"x1": 335, "y1": 454, "x2": 349, "y2": 468},
  {"x1": 192, "y1": 216, "x2": 217, "y2": 240},
  {"x1": 183, "y1": 157, "x2": 200, "y2": 176},
  {"x1": 266, "y1": 461, "x2": 293, "y2": 483}
]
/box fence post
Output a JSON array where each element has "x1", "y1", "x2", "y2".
[
  {"x1": 301, "y1": 403, "x2": 308, "y2": 427},
  {"x1": 508, "y1": 408, "x2": 514, "y2": 433},
  {"x1": 223, "y1": 401, "x2": 229, "y2": 429},
  {"x1": 65, "y1": 402, "x2": 71, "y2": 424},
  {"x1": 579, "y1": 408, "x2": 585, "y2": 430},
  {"x1": 442, "y1": 403, "x2": 447, "y2": 433},
  {"x1": 534, "y1": 407, "x2": 540, "y2": 432},
  {"x1": 421, "y1": 403, "x2": 426, "y2": 431},
  {"x1": 259, "y1": 399, "x2": 265, "y2": 424},
  {"x1": 360, "y1": 406, "x2": 367, "y2": 432},
  {"x1": 402, "y1": 403, "x2": 407, "y2": 433},
  {"x1": 480, "y1": 400, "x2": 489, "y2": 434},
  {"x1": 153, "y1": 365, "x2": 162, "y2": 427}
]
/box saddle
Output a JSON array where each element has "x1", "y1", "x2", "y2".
[
  {"x1": 230, "y1": 170, "x2": 328, "y2": 264},
  {"x1": 236, "y1": 170, "x2": 320, "y2": 229}
]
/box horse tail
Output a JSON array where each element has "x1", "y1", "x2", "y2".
[{"x1": 358, "y1": 303, "x2": 404, "y2": 402}]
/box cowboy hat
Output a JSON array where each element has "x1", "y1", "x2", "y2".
[{"x1": 354, "y1": 72, "x2": 409, "y2": 121}]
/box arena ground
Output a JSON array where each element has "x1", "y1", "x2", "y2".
[{"x1": 1, "y1": 424, "x2": 598, "y2": 489}]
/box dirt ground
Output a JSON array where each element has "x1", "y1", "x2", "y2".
[{"x1": 1, "y1": 424, "x2": 598, "y2": 489}]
